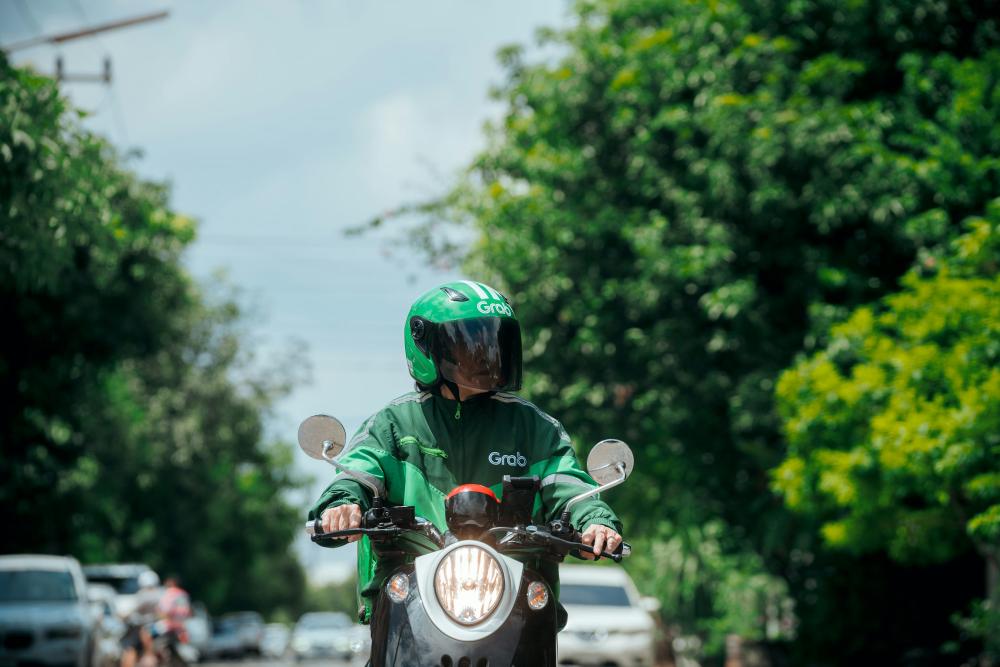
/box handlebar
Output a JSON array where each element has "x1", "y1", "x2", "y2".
[
  {"x1": 488, "y1": 526, "x2": 630, "y2": 563},
  {"x1": 305, "y1": 516, "x2": 630, "y2": 561},
  {"x1": 305, "y1": 517, "x2": 444, "y2": 548}
]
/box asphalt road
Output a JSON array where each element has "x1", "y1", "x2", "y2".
[{"x1": 201, "y1": 658, "x2": 367, "y2": 667}]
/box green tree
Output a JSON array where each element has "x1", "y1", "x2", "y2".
[
  {"x1": 1, "y1": 55, "x2": 194, "y2": 546},
  {"x1": 774, "y1": 205, "x2": 1000, "y2": 652},
  {"x1": 371, "y1": 0, "x2": 1000, "y2": 659},
  {"x1": 1, "y1": 55, "x2": 307, "y2": 617}
]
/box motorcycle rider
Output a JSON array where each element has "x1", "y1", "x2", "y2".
[
  {"x1": 156, "y1": 577, "x2": 190, "y2": 633},
  {"x1": 121, "y1": 573, "x2": 190, "y2": 667},
  {"x1": 120, "y1": 571, "x2": 161, "y2": 667},
  {"x1": 308, "y1": 280, "x2": 624, "y2": 627},
  {"x1": 155, "y1": 577, "x2": 191, "y2": 659}
]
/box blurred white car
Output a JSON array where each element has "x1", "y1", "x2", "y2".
[
  {"x1": 182, "y1": 603, "x2": 211, "y2": 662},
  {"x1": 203, "y1": 622, "x2": 244, "y2": 661},
  {"x1": 0, "y1": 555, "x2": 96, "y2": 667},
  {"x1": 218, "y1": 611, "x2": 264, "y2": 657},
  {"x1": 290, "y1": 612, "x2": 354, "y2": 661},
  {"x1": 347, "y1": 623, "x2": 371, "y2": 660},
  {"x1": 81, "y1": 563, "x2": 157, "y2": 620},
  {"x1": 86, "y1": 583, "x2": 125, "y2": 667},
  {"x1": 260, "y1": 622, "x2": 290, "y2": 659},
  {"x1": 557, "y1": 564, "x2": 656, "y2": 667}
]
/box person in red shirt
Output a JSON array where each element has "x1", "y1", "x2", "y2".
[{"x1": 156, "y1": 577, "x2": 192, "y2": 638}]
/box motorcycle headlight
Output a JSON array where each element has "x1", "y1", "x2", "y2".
[{"x1": 433, "y1": 545, "x2": 505, "y2": 625}]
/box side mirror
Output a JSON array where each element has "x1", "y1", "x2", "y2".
[
  {"x1": 297, "y1": 414, "x2": 382, "y2": 500},
  {"x1": 564, "y1": 439, "x2": 634, "y2": 513},
  {"x1": 586, "y1": 439, "x2": 634, "y2": 484},
  {"x1": 297, "y1": 415, "x2": 347, "y2": 461}
]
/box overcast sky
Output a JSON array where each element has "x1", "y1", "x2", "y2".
[{"x1": 1, "y1": 0, "x2": 569, "y2": 582}]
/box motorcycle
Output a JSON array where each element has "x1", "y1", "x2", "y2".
[
  {"x1": 120, "y1": 620, "x2": 188, "y2": 667},
  {"x1": 298, "y1": 414, "x2": 634, "y2": 667}
]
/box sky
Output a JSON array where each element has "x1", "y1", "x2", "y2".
[{"x1": 1, "y1": 0, "x2": 570, "y2": 583}]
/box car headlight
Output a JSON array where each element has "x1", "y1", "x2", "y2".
[{"x1": 433, "y1": 545, "x2": 504, "y2": 625}]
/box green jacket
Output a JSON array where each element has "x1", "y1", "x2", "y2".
[{"x1": 308, "y1": 390, "x2": 622, "y2": 621}]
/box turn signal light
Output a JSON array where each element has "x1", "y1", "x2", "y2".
[
  {"x1": 526, "y1": 580, "x2": 549, "y2": 610},
  {"x1": 387, "y1": 573, "x2": 409, "y2": 603}
]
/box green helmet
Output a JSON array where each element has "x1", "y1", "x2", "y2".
[{"x1": 404, "y1": 280, "x2": 523, "y2": 392}]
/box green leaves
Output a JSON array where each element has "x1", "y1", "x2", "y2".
[
  {"x1": 366, "y1": 0, "x2": 1000, "y2": 657},
  {"x1": 775, "y1": 208, "x2": 1000, "y2": 564},
  {"x1": 1, "y1": 54, "x2": 307, "y2": 618}
]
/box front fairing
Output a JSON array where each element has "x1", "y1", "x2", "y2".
[{"x1": 370, "y1": 541, "x2": 558, "y2": 667}]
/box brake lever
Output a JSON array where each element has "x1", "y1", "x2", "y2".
[{"x1": 309, "y1": 526, "x2": 401, "y2": 543}]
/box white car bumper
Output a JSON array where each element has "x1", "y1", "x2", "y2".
[{"x1": 557, "y1": 629, "x2": 655, "y2": 667}]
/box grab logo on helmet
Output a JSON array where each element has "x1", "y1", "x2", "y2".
[{"x1": 477, "y1": 300, "x2": 513, "y2": 316}]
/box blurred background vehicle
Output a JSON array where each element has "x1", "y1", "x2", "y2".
[
  {"x1": 0, "y1": 555, "x2": 96, "y2": 667},
  {"x1": 290, "y1": 611, "x2": 354, "y2": 661},
  {"x1": 346, "y1": 623, "x2": 371, "y2": 661},
  {"x1": 81, "y1": 564, "x2": 158, "y2": 620},
  {"x1": 556, "y1": 564, "x2": 656, "y2": 667},
  {"x1": 218, "y1": 611, "x2": 264, "y2": 657},
  {"x1": 85, "y1": 583, "x2": 125, "y2": 667},
  {"x1": 202, "y1": 620, "x2": 243, "y2": 661},
  {"x1": 182, "y1": 602, "x2": 211, "y2": 663},
  {"x1": 260, "y1": 622, "x2": 290, "y2": 659}
]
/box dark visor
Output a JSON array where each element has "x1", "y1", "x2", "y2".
[{"x1": 429, "y1": 317, "x2": 522, "y2": 392}]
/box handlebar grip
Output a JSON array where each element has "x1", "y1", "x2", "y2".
[
  {"x1": 606, "y1": 540, "x2": 631, "y2": 561},
  {"x1": 596, "y1": 540, "x2": 631, "y2": 563},
  {"x1": 304, "y1": 519, "x2": 320, "y2": 537}
]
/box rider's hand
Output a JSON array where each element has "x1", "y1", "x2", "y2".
[
  {"x1": 579, "y1": 524, "x2": 622, "y2": 560},
  {"x1": 321, "y1": 504, "x2": 363, "y2": 543}
]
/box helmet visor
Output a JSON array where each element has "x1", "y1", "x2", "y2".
[{"x1": 431, "y1": 317, "x2": 522, "y2": 392}]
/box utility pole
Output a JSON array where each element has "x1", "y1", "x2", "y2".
[
  {"x1": 1, "y1": 9, "x2": 169, "y2": 85},
  {"x1": 55, "y1": 54, "x2": 112, "y2": 84}
]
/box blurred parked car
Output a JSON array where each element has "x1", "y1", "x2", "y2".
[
  {"x1": 290, "y1": 611, "x2": 353, "y2": 661},
  {"x1": 557, "y1": 564, "x2": 657, "y2": 667},
  {"x1": 0, "y1": 555, "x2": 96, "y2": 667},
  {"x1": 86, "y1": 583, "x2": 125, "y2": 667},
  {"x1": 202, "y1": 622, "x2": 243, "y2": 661},
  {"x1": 218, "y1": 611, "x2": 264, "y2": 656},
  {"x1": 260, "y1": 622, "x2": 290, "y2": 659},
  {"x1": 81, "y1": 563, "x2": 157, "y2": 620},
  {"x1": 346, "y1": 623, "x2": 371, "y2": 661},
  {"x1": 182, "y1": 602, "x2": 211, "y2": 662}
]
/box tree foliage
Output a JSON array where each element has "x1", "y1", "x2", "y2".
[
  {"x1": 774, "y1": 205, "x2": 1000, "y2": 652},
  {"x1": 379, "y1": 0, "x2": 1000, "y2": 659},
  {"x1": 775, "y1": 206, "x2": 1000, "y2": 564},
  {"x1": 1, "y1": 55, "x2": 307, "y2": 617}
]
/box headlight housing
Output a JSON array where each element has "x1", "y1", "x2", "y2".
[{"x1": 433, "y1": 545, "x2": 504, "y2": 625}]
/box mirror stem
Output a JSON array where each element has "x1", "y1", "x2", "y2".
[
  {"x1": 563, "y1": 464, "x2": 626, "y2": 516},
  {"x1": 321, "y1": 441, "x2": 382, "y2": 501}
]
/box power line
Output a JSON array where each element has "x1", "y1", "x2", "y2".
[{"x1": 1, "y1": 9, "x2": 168, "y2": 53}]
